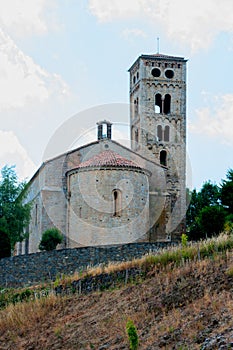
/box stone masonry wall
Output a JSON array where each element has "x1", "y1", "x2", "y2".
[
  {"x1": 0, "y1": 242, "x2": 175, "y2": 287},
  {"x1": 68, "y1": 167, "x2": 150, "y2": 247}
]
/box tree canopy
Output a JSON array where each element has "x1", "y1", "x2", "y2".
[
  {"x1": 0, "y1": 165, "x2": 31, "y2": 254},
  {"x1": 186, "y1": 169, "x2": 233, "y2": 240},
  {"x1": 0, "y1": 229, "x2": 11, "y2": 259},
  {"x1": 221, "y1": 169, "x2": 233, "y2": 214}
]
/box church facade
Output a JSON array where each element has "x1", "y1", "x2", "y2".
[{"x1": 17, "y1": 52, "x2": 187, "y2": 255}]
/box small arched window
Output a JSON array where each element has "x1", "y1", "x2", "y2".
[
  {"x1": 135, "y1": 129, "x2": 139, "y2": 143},
  {"x1": 164, "y1": 125, "x2": 170, "y2": 142},
  {"x1": 164, "y1": 94, "x2": 171, "y2": 114},
  {"x1": 134, "y1": 98, "x2": 138, "y2": 115},
  {"x1": 113, "y1": 190, "x2": 122, "y2": 217},
  {"x1": 35, "y1": 204, "x2": 38, "y2": 226},
  {"x1": 157, "y1": 125, "x2": 163, "y2": 141},
  {"x1": 160, "y1": 150, "x2": 167, "y2": 166},
  {"x1": 155, "y1": 93, "x2": 162, "y2": 113}
]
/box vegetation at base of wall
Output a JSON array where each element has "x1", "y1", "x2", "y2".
[
  {"x1": 2, "y1": 240, "x2": 233, "y2": 349},
  {"x1": 181, "y1": 233, "x2": 188, "y2": 248},
  {"x1": 49, "y1": 233, "x2": 233, "y2": 292},
  {"x1": 0, "y1": 165, "x2": 31, "y2": 255},
  {"x1": 1, "y1": 233, "x2": 233, "y2": 311},
  {"x1": 39, "y1": 228, "x2": 63, "y2": 251},
  {"x1": 0, "y1": 285, "x2": 52, "y2": 310}
]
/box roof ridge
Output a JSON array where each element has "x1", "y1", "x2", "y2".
[{"x1": 77, "y1": 149, "x2": 141, "y2": 169}]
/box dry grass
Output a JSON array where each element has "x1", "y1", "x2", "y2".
[
  {"x1": 54, "y1": 233, "x2": 233, "y2": 288},
  {"x1": 1, "y1": 234, "x2": 233, "y2": 349},
  {"x1": 0, "y1": 293, "x2": 60, "y2": 334}
]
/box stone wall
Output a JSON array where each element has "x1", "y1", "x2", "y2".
[
  {"x1": 22, "y1": 138, "x2": 170, "y2": 255},
  {"x1": 68, "y1": 167, "x2": 150, "y2": 247},
  {"x1": 0, "y1": 242, "x2": 175, "y2": 287}
]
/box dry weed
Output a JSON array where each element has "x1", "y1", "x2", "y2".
[{"x1": 0, "y1": 293, "x2": 59, "y2": 334}]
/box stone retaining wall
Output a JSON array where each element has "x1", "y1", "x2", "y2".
[{"x1": 0, "y1": 242, "x2": 175, "y2": 287}]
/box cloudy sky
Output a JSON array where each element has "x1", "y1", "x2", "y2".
[{"x1": 0, "y1": 0, "x2": 232, "y2": 189}]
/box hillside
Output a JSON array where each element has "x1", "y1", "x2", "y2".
[{"x1": 1, "y1": 236, "x2": 233, "y2": 349}]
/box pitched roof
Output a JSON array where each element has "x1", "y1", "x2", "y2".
[{"x1": 77, "y1": 150, "x2": 141, "y2": 169}]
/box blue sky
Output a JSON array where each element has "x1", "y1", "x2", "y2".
[{"x1": 0, "y1": 0, "x2": 232, "y2": 189}]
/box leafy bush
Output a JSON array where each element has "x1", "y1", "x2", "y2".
[
  {"x1": 126, "y1": 319, "x2": 139, "y2": 350},
  {"x1": 181, "y1": 233, "x2": 188, "y2": 248},
  {"x1": 39, "y1": 228, "x2": 63, "y2": 251},
  {"x1": 0, "y1": 288, "x2": 34, "y2": 309}
]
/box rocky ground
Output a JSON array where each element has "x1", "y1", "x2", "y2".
[{"x1": 1, "y1": 252, "x2": 233, "y2": 349}]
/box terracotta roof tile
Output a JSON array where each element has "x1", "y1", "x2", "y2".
[{"x1": 78, "y1": 150, "x2": 141, "y2": 169}]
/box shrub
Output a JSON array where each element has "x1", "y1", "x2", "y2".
[
  {"x1": 39, "y1": 228, "x2": 63, "y2": 251},
  {"x1": 181, "y1": 233, "x2": 188, "y2": 248},
  {"x1": 126, "y1": 319, "x2": 139, "y2": 350}
]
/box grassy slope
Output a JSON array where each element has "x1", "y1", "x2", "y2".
[{"x1": 1, "y1": 237, "x2": 233, "y2": 349}]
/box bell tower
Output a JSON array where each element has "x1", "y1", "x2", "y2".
[{"x1": 129, "y1": 52, "x2": 187, "y2": 240}]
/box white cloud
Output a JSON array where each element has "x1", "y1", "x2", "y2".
[
  {"x1": 189, "y1": 93, "x2": 233, "y2": 146},
  {"x1": 88, "y1": 0, "x2": 233, "y2": 52},
  {"x1": 0, "y1": 29, "x2": 69, "y2": 111},
  {"x1": 0, "y1": 0, "x2": 48, "y2": 37},
  {"x1": 0, "y1": 130, "x2": 37, "y2": 181},
  {"x1": 121, "y1": 28, "x2": 147, "y2": 40},
  {"x1": 88, "y1": 0, "x2": 144, "y2": 22}
]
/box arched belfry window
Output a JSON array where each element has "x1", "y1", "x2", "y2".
[
  {"x1": 164, "y1": 125, "x2": 170, "y2": 142},
  {"x1": 102, "y1": 123, "x2": 107, "y2": 138},
  {"x1": 160, "y1": 150, "x2": 167, "y2": 166},
  {"x1": 155, "y1": 94, "x2": 162, "y2": 113},
  {"x1": 134, "y1": 98, "x2": 138, "y2": 116},
  {"x1": 97, "y1": 120, "x2": 112, "y2": 140},
  {"x1": 157, "y1": 125, "x2": 162, "y2": 141},
  {"x1": 164, "y1": 94, "x2": 171, "y2": 114},
  {"x1": 113, "y1": 189, "x2": 122, "y2": 217}
]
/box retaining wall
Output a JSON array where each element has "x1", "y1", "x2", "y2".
[{"x1": 0, "y1": 242, "x2": 175, "y2": 287}]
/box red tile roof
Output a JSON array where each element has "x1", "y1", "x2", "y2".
[{"x1": 77, "y1": 150, "x2": 141, "y2": 169}]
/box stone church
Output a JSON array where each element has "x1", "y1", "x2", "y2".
[{"x1": 17, "y1": 52, "x2": 187, "y2": 255}]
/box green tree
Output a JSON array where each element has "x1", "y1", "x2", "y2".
[
  {"x1": 39, "y1": 228, "x2": 63, "y2": 251},
  {"x1": 186, "y1": 188, "x2": 201, "y2": 229},
  {"x1": 0, "y1": 166, "x2": 31, "y2": 251},
  {"x1": 221, "y1": 169, "x2": 233, "y2": 214},
  {"x1": 199, "y1": 181, "x2": 220, "y2": 207},
  {"x1": 186, "y1": 181, "x2": 222, "y2": 240},
  {"x1": 198, "y1": 205, "x2": 226, "y2": 238}
]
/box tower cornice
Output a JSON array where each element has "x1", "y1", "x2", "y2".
[{"x1": 128, "y1": 53, "x2": 188, "y2": 72}]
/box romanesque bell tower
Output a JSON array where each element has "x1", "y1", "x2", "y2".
[{"x1": 129, "y1": 52, "x2": 187, "y2": 241}]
